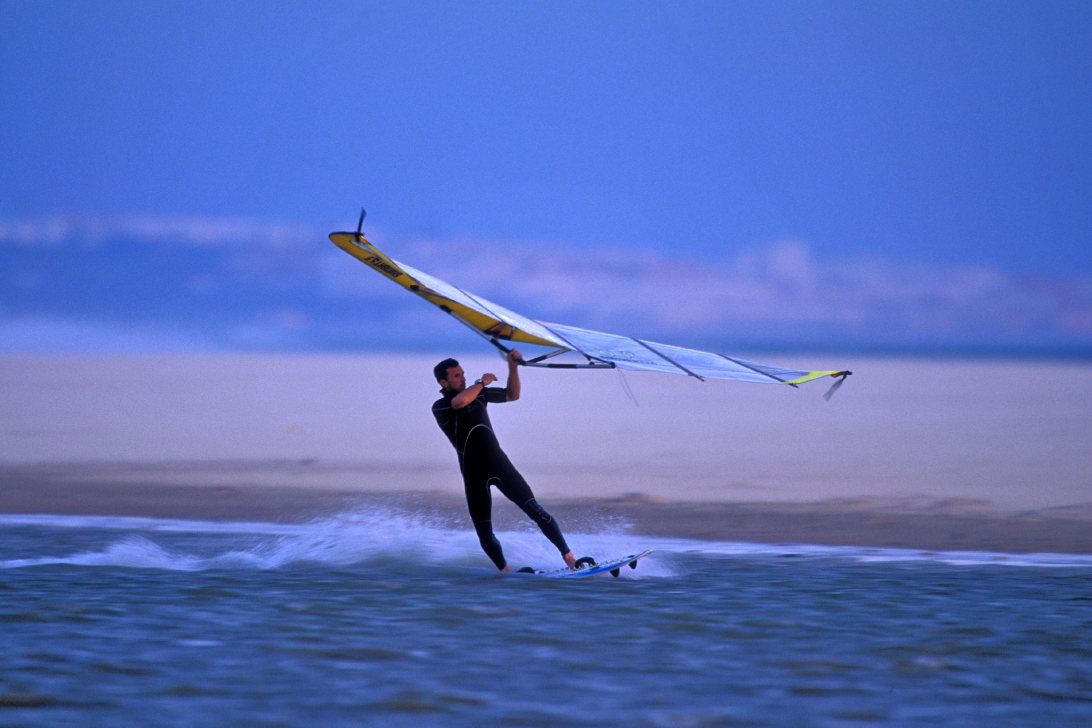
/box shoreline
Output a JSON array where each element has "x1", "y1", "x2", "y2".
[
  {"x1": 4, "y1": 354, "x2": 1091, "y2": 555},
  {"x1": 3, "y1": 465, "x2": 1091, "y2": 555}
]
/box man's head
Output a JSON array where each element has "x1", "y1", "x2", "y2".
[{"x1": 434, "y1": 358, "x2": 465, "y2": 392}]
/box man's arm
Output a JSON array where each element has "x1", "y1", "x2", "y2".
[
  {"x1": 505, "y1": 349, "x2": 522, "y2": 402},
  {"x1": 451, "y1": 373, "x2": 497, "y2": 409}
]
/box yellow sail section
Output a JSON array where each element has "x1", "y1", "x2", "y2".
[
  {"x1": 329, "y1": 232, "x2": 565, "y2": 348},
  {"x1": 329, "y1": 232, "x2": 413, "y2": 289}
]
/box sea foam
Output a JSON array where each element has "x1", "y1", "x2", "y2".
[{"x1": 1, "y1": 509, "x2": 1090, "y2": 572}]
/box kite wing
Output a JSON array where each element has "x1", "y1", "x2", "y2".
[{"x1": 329, "y1": 231, "x2": 850, "y2": 392}]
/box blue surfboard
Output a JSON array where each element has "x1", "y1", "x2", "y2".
[{"x1": 518, "y1": 550, "x2": 653, "y2": 579}]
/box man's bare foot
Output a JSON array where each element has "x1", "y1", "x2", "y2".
[
  {"x1": 501, "y1": 565, "x2": 511, "y2": 573},
  {"x1": 563, "y1": 552, "x2": 577, "y2": 570}
]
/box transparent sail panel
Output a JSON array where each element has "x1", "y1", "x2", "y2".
[
  {"x1": 397, "y1": 260, "x2": 566, "y2": 347},
  {"x1": 544, "y1": 324, "x2": 809, "y2": 383},
  {"x1": 637, "y1": 342, "x2": 811, "y2": 383},
  {"x1": 543, "y1": 324, "x2": 690, "y2": 375}
]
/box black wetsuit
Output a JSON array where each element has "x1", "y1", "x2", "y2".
[{"x1": 432, "y1": 387, "x2": 569, "y2": 569}]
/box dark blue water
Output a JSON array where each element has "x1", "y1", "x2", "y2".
[{"x1": 2, "y1": 512, "x2": 1091, "y2": 727}]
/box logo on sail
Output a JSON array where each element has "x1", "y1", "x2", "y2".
[
  {"x1": 363, "y1": 254, "x2": 402, "y2": 279},
  {"x1": 484, "y1": 322, "x2": 516, "y2": 340}
]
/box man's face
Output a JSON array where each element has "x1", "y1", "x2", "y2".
[{"x1": 440, "y1": 365, "x2": 466, "y2": 392}]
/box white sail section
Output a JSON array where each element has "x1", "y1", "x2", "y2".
[{"x1": 543, "y1": 324, "x2": 818, "y2": 383}]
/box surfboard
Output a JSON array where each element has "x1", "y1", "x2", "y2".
[{"x1": 518, "y1": 550, "x2": 653, "y2": 579}]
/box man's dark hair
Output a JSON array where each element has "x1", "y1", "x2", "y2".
[{"x1": 434, "y1": 358, "x2": 459, "y2": 383}]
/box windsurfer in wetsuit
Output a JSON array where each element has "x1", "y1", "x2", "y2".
[{"x1": 432, "y1": 350, "x2": 577, "y2": 572}]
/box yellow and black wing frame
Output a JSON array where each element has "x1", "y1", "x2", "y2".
[{"x1": 329, "y1": 230, "x2": 851, "y2": 393}]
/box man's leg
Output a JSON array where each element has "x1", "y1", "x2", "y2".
[
  {"x1": 494, "y1": 467, "x2": 574, "y2": 565},
  {"x1": 464, "y1": 476, "x2": 507, "y2": 570}
]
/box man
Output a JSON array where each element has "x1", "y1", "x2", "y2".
[{"x1": 432, "y1": 350, "x2": 577, "y2": 572}]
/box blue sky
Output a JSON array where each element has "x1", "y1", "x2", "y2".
[
  {"x1": 4, "y1": 1, "x2": 1091, "y2": 269},
  {"x1": 2, "y1": 2, "x2": 1091, "y2": 353}
]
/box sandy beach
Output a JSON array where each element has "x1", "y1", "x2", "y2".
[{"x1": 2, "y1": 353, "x2": 1090, "y2": 552}]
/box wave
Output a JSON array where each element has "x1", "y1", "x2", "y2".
[
  {"x1": 645, "y1": 537, "x2": 1092, "y2": 569},
  {"x1": 0, "y1": 513, "x2": 303, "y2": 535},
  {"x1": 2, "y1": 510, "x2": 1091, "y2": 572},
  {"x1": 0, "y1": 509, "x2": 668, "y2": 576}
]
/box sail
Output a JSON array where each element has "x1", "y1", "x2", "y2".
[{"x1": 330, "y1": 231, "x2": 849, "y2": 390}]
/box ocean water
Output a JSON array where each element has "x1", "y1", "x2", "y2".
[{"x1": 2, "y1": 510, "x2": 1091, "y2": 727}]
